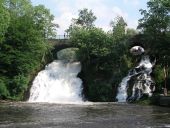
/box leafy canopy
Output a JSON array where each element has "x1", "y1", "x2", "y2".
[
  {"x1": 0, "y1": 0, "x2": 56, "y2": 100},
  {"x1": 66, "y1": 8, "x2": 97, "y2": 33}
]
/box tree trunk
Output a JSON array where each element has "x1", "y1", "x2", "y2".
[{"x1": 163, "y1": 64, "x2": 168, "y2": 96}]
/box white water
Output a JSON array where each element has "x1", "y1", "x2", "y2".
[
  {"x1": 130, "y1": 46, "x2": 145, "y2": 55},
  {"x1": 28, "y1": 60, "x2": 83, "y2": 103},
  {"x1": 116, "y1": 56, "x2": 155, "y2": 102},
  {"x1": 116, "y1": 76, "x2": 131, "y2": 102}
]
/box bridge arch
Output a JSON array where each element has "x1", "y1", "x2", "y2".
[{"x1": 48, "y1": 38, "x2": 77, "y2": 59}]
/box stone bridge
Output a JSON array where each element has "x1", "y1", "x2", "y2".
[
  {"x1": 48, "y1": 36, "x2": 75, "y2": 59},
  {"x1": 48, "y1": 36, "x2": 73, "y2": 51}
]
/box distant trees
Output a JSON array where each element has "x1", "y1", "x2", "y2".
[
  {"x1": 110, "y1": 16, "x2": 127, "y2": 41},
  {"x1": 33, "y1": 5, "x2": 58, "y2": 39},
  {"x1": 69, "y1": 14, "x2": 130, "y2": 69},
  {"x1": 74, "y1": 8, "x2": 97, "y2": 28},
  {"x1": 66, "y1": 8, "x2": 97, "y2": 33}
]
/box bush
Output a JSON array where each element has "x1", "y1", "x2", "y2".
[
  {"x1": 87, "y1": 82, "x2": 113, "y2": 102},
  {"x1": 153, "y1": 65, "x2": 164, "y2": 91},
  {"x1": 8, "y1": 74, "x2": 29, "y2": 100},
  {"x1": 0, "y1": 78, "x2": 9, "y2": 99}
]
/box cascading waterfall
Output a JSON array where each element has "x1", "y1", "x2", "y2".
[
  {"x1": 28, "y1": 60, "x2": 83, "y2": 103},
  {"x1": 116, "y1": 76, "x2": 131, "y2": 102},
  {"x1": 116, "y1": 55, "x2": 155, "y2": 102}
]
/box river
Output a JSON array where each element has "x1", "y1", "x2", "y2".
[{"x1": 0, "y1": 102, "x2": 170, "y2": 128}]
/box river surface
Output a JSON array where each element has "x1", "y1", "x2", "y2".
[{"x1": 0, "y1": 102, "x2": 170, "y2": 128}]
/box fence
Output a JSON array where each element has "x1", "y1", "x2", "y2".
[{"x1": 55, "y1": 35, "x2": 70, "y2": 39}]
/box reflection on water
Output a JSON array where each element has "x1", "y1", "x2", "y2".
[{"x1": 0, "y1": 102, "x2": 170, "y2": 128}]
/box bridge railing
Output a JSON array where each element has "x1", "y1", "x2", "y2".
[
  {"x1": 54, "y1": 35, "x2": 70, "y2": 39},
  {"x1": 48, "y1": 35, "x2": 71, "y2": 46}
]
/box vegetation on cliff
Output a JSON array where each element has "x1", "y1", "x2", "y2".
[{"x1": 68, "y1": 9, "x2": 134, "y2": 101}]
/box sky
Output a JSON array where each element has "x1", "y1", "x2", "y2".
[{"x1": 31, "y1": 0, "x2": 148, "y2": 35}]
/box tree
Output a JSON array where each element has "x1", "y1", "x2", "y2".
[
  {"x1": 0, "y1": 0, "x2": 10, "y2": 42},
  {"x1": 33, "y1": 5, "x2": 58, "y2": 39},
  {"x1": 69, "y1": 25, "x2": 132, "y2": 101},
  {"x1": 126, "y1": 28, "x2": 138, "y2": 37},
  {"x1": 138, "y1": 0, "x2": 170, "y2": 94},
  {"x1": 110, "y1": 16, "x2": 127, "y2": 41},
  {"x1": 75, "y1": 8, "x2": 96, "y2": 28},
  {"x1": 138, "y1": 0, "x2": 170, "y2": 50},
  {"x1": 70, "y1": 28, "x2": 111, "y2": 62},
  {"x1": 66, "y1": 8, "x2": 96, "y2": 33},
  {"x1": 0, "y1": 0, "x2": 56, "y2": 99}
]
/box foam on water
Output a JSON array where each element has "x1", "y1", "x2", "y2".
[{"x1": 28, "y1": 60, "x2": 83, "y2": 104}]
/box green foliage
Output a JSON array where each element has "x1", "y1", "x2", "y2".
[
  {"x1": 75, "y1": 8, "x2": 96, "y2": 28},
  {"x1": 110, "y1": 16, "x2": 127, "y2": 41},
  {"x1": 69, "y1": 26, "x2": 132, "y2": 101},
  {"x1": 33, "y1": 5, "x2": 58, "y2": 38},
  {"x1": 2, "y1": 0, "x2": 169, "y2": 101},
  {"x1": 138, "y1": 0, "x2": 170, "y2": 56},
  {"x1": 0, "y1": 0, "x2": 55, "y2": 100},
  {"x1": 0, "y1": 0, "x2": 10, "y2": 42},
  {"x1": 133, "y1": 97, "x2": 152, "y2": 105},
  {"x1": 69, "y1": 16, "x2": 132, "y2": 104},
  {"x1": 8, "y1": 74, "x2": 28, "y2": 100},
  {"x1": 138, "y1": 0, "x2": 170, "y2": 90},
  {"x1": 154, "y1": 65, "x2": 164, "y2": 89},
  {"x1": 87, "y1": 82, "x2": 113, "y2": 102},
  {"x1": 70, "y1": 28, "x2": 111, "y2": 59},
  {"x1": 126, "y1": 28, "x2": 138, "y2": 37},
  {"x1": 66, "y1": 8, "x2": 96, "y2": 33},
  {"x1": 0, "y1": 78, "x2": 9, "y2": 99},
  {"x1": 138, "y1": 0, "x2": 170, "y2": 35}
]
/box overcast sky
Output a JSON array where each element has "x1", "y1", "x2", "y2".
[{"x1": 31, "y1": 0, "x2": 148, "y2": 34}]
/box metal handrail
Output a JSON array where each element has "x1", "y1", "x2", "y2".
[{"x1": 55, "y1": 35, "x2": 70, "y2": 39}]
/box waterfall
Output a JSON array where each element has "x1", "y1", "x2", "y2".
[
  {"x1": 116, "y1": 76, "x2": 131, "y2": 102},
  {"x1": 116, "y1": 56, "x2": 155, "y2": 102},
  {"x1": 28, "y1": 60, "x2": 83, "y2": 103}
]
